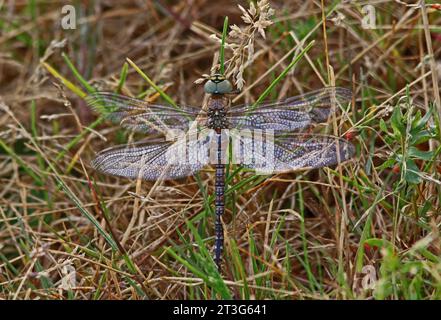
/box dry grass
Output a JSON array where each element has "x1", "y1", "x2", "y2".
[{"x1": 1, "y1": 0, "x2": 441, "y2": 299}]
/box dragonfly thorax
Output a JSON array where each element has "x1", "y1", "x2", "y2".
[{"x1": 206, "y1": 97, "x2": 229, "y2": 130}]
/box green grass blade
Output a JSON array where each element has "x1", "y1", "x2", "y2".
[
  {"x1": 220, "y1": 16, "x2": 228, "y2": 75},
  {"x1": 126, "y1": 58, "x2": 177, "y2": 108},
  {"x1": 0, "y1": 139, "x2": 43, "y2": 185},
  {"x1": 61, "y1": 52, "x2": 96, "y2": 94},
  {"x1": 252, "y1": 40, "x2": 315, "y2": 109},
  {"x1": 42, "y1": 62, "x2": 86, "y2": 98},
  {"x1": 55, "y1": 117, "x2": 103, "y2": 161},
  {"x1": 116, "y1": 62, "x2": 129, "y2": 93}
]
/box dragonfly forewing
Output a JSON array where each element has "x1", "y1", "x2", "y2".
[
  {"x1": 86, "y1": 92, "x2": 205, "y2": 135},
  {"x1": 227, "y1": 87, "x2": 352, "y2": 132}
]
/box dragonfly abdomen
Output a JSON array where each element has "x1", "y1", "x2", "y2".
[
  {"x1": 214, "y1": 162, "x2": 225, "y2": 268},
  {"x1": 205, "y1": 96, "x2": 229, "y2": 269}
]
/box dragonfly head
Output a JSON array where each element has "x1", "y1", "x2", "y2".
[{"x1": 204, "y1": 73, "x2": 233, "y2": 94}]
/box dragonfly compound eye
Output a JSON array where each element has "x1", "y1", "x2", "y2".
[
  {"x1": 216, "y1": 79, "x2": 232, "y2": 94},
  {"x1": 204, "y1": 80, "x2": 217, "y2": 94}
]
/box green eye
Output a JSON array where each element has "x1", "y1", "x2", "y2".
[
  {"x1": 204, "y1": 80, "x2": 217, "y2": 93},
  {"x1": 216, "y1": 80, "x2": 232, "y2": 94}
]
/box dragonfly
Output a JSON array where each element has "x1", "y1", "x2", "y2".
[{"x1": 86, "y1": 74, "x2": 355, "y2": 270}]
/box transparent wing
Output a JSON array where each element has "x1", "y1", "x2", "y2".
[
  {"x1": 86, "y1": 92, "x2": 206, "y2": 134},
  {"x1": 91, "y1": 129, "x2": 213, "y2": 180},
  {"x1": 230, "y1": 131, "x2": 354, "y2": 174},
  {"x1": 227, "y1": 87, "x2": 351, "y2": 132}
]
